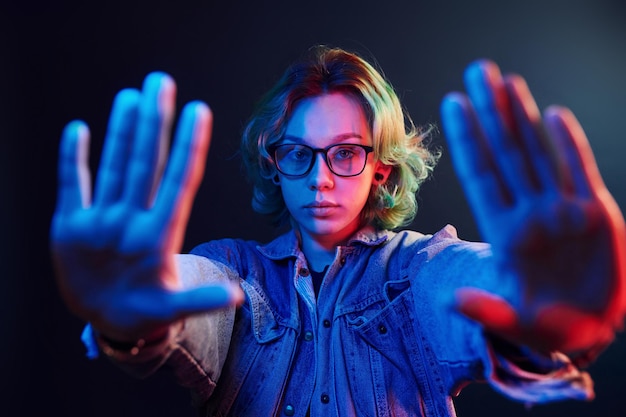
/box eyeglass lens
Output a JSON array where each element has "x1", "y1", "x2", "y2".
[{"x1": 274, "y1": 144, "x2": 369, "y2": 177}]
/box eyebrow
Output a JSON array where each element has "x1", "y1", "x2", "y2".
[{"x1": 282, "y1": 133, "x2": 364, "y2": 144}]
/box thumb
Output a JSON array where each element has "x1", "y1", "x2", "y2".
[
  {"x1": 166, "y1": 282, "x2": 244, "y2": 318},
  {"x1": 172, "y1": 282, "x2": 244, "y2": 314},
  {"x1": 455, "y1": 287, "x2": 521, "y2": 339}
]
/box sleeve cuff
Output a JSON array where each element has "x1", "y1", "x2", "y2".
[
  {"x1": 484, "y1": 336, "x2": 595, "y2": 405},
  {"x1": 81, "y1": 322, "x2": 184, "y2": 363}
]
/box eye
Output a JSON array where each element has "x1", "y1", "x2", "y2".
[
  {"x1": 277, "y1": 145, "x2": 311, "y2": 162},
  {"x1": 330, "y1": 145, "x2": 358, "y2": 161},
  {"x1": 288, "y1": 148, "x2": 310, "y2": 161}
]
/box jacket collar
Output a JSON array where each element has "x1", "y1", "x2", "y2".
[{"x1": 256, "y1": 226, "x2": 392, "y2": 261}]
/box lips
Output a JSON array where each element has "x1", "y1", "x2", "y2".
[
  {"x1": 303, "y1": 201, "x2": 339, "y2": 217},
  {"x1": 304, "y1": 201, "x2": 338, "y2": 208}
]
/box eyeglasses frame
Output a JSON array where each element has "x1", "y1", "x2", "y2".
[{"x1": 271, "y1": 143, "x2": 375, "y2": 178}]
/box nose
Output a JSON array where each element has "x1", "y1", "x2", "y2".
[{"x1": 306, "y1": 152, "x2": 334, "y2": 190}]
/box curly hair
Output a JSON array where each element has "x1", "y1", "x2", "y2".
[{"x1": 240, "y1": 46, "x2": 439, "y2": 230}]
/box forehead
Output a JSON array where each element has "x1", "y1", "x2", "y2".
[{"x1": 284, "y1": 93, "x2": 370, "y2": 145}]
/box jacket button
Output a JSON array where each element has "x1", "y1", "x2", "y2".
[
  {"x1": 340, "y1": 257, "x2": 346, "y2": 266},
  {"x1": 323, "y1": 319, "x2": 331, "y2": 328},
  {"x1": 378, "y1": 324, "x2": 388, "y2": 334},
  {"x1": 321, "y1": 393, "x2": 330, "y2": 404},
  {"x1": 299, "y1": 267, "x2": 310, "y2": 277},
  {"x1": 284, "y1": 404, "x2": 295, "y2": 415},
  {"x1": 304, "y1": 331, "x2": 314, "y2": 341}
]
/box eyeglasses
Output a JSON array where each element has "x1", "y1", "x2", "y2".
[{"x1": 272, "y1": 143, "x2": 374, "y2": 178}]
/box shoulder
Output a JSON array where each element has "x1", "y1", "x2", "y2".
[
  {"x1": 382, "y1": 224, "x2": 488, "y2": 258},
  {"x1": 175, "y1": 253, "x2": 241, "y2": 288},
  {"x1": 382, "y1": 225, "x2": 494, "y2": 292},
  {"x1": 175, "y1": 235, "x2": 274, "y2": 288},
  {"x1": 184, "y1": 231, "x2": 299, "y2": 280},
  {"x1": 190, "y1": 236, "x2": 258, "y2": 257},
  {"x1": 190, "y1": 230, "x2": 298, "y2": 259}
]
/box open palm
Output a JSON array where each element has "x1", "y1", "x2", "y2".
[
  {"x1": 441, "y1": 61, "x2": 626, "y2": 354},
  {"x1": 50, "y1": 73, "x2": 239, "y2": 342}
]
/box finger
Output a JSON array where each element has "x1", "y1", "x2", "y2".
[
  {"x1": 464, "y1": 60, "x2": 536, "y2": 198},
  {"x1": 169, "y1": 282, "x2": 244, "y2": 316},
  {"x1": 440, "y1": 92, "x2": 507, "y2": 223},
  {"x1": 123, "y1": 72, "x2": 176, "y2": 208},
  {"x1": 454, "y1": 287, "x2": 521, "y2": 340},
  {"x1": 57, "y1": 120, "x2": 92, "y2": 212},
  {"x1": 546, "y1": 107, "x2": 626, "y2": 320},
  {"x1": 93, "y1": 88, "x2": 140, "y2": 206},
  {"x1": 544, "y1": 106, "x2": 605, "y2": 198},
  {"x1": 504, "y1": 75, "x2": 557, "y2": 192},
  {"x1": 133, "y1": 283, "x2": 243, "y2": 322},
  {"x1": 154, "y1": 101, "x2": 212, "y2": 254},
  {"x1": 535, "y1": 304, "x2": 615, "y2": 353}
]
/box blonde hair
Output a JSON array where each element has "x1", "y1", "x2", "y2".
[{"x1": 241, "y1": 46, "x2": 439, "y2": 230}]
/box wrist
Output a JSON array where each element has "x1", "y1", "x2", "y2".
[
  {"x1": 95, "y1": 322, "x2": 182, "y2": 360},
  {"x1": 98, "y1": 328, "x2": 169, "y2": 355}
]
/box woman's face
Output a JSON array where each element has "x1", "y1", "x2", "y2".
[{"x1": 276, "y1": 92, "x2": 387, "y2": 248}]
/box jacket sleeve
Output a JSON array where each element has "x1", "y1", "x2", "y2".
[
  {"x1": 408, "y1": 225, "x2": 595, "y2": 405},
  {"x1": 82, "y1": 254, "x2": 239, "y2": 403}
]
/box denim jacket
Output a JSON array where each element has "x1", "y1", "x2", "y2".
[{"x1": 88, "y1": 225, "x2": 593, "y2": 416}]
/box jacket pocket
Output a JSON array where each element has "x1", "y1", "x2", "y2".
[{"x1": 341, "y1": 282, "x2": 422, "y2": 417}]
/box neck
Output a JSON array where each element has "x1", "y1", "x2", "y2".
[
  {"x1": 295, "y1": 221, "x2": 363, "y2": 271},
  {"x1": 300, "y1": 236, "x2": 336, "y2": 272}
]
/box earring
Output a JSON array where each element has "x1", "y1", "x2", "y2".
[{"x1": 272, "y1": 175, "x2": 280, "y2": 185}]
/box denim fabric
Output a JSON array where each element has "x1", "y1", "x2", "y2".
[
  {"x1": 88, "y1": 225, "x2": 593, "y2": 416},
  {"x1": 182, "y1": 225, "x2": 592, "y2": 416}
]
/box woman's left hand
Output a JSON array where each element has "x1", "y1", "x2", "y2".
[{"x1": 440, "y1": 60, "x2": 626, "y2": 354}]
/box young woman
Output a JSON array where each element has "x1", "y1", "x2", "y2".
[{"x1": 51, "y1": 46, "x2": 625, "y2": 416}]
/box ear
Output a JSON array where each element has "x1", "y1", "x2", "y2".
[{"x1": 373, "y1": 162, "x2": 392, "y2": 185}]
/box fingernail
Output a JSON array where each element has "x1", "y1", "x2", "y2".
[
  {"x1": 143, "y1": 72, "x2": 176, "y2": 115},
  {"x1": 64, "y1": 120, "x2": 88, "y2": 141},
  {"x1": 158, "y1": 75, "x2": 176, "y2": 116},
  {"x1": 440, "y1": 93, "x2": 466, "y2": 136},
  {"x1": 229, "y1": 283, "x2": 245, "y2": 305},
  {"x1": 465, "y1": 60, "x2": 501, "y2": 107}
]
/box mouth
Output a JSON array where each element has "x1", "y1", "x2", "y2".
[
  {"x1": 304, "y1": 201, "x2": 338, "y2": 209},
  {"x1": 303, "y1": 201, "x2": 339, "y2": 217}
]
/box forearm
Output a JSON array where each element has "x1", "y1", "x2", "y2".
[{"x1": 83, "y1": 254, "x2": 240, "y2": 398}]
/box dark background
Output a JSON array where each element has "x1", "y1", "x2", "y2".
[{"x1": 3, "y1": 0, "x2": 626, "y2": 415}]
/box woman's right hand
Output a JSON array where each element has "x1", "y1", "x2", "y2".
[{"x1": 50, "y1": 72, "x2": 242, "y2": 343}]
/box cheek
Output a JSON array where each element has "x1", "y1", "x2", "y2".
[
  {"x1": 341, "y1": 179, "x2": 374, "y2": 205},
  {"x1": 279, "y1": 181, "x2": 302, "y2": 205}
]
